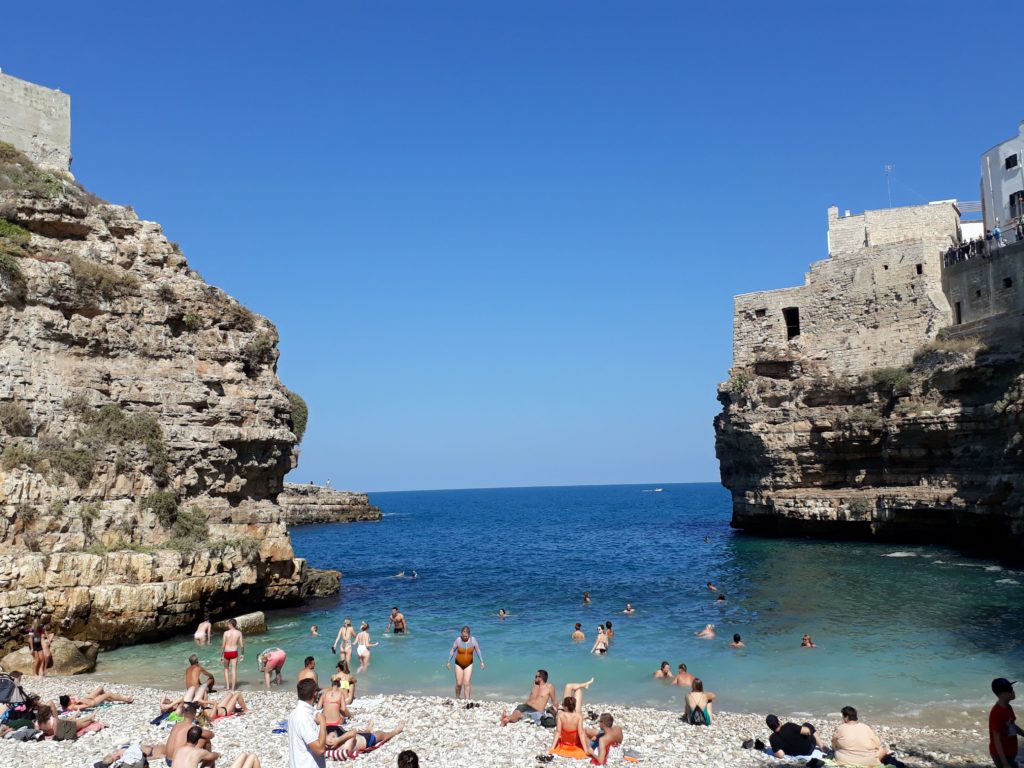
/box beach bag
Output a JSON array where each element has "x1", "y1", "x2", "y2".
[
  {"x1": 53, "y1": 718, "x2": 78, "y2": 741},
  {"x1": 688, "y1": 705, "x2": 707, "y2": 726},
  {"x1": 540, "y1": 713, "x2": 556, "y2": 728},
  {"x1": 0, "y1": 674, "x2": 25, "y2": 704}
]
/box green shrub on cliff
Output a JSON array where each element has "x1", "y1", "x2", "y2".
[
  {"x1": 0, "y1": 401, "x2": 34, "y2": 436},
  {"x1": 77, "y1": 404, "x2": 169, "y2": 484},
  {"x1": 69, "y1": 257, "x2": 139, "y2": 300},
  {"x1": 0, "y1": 251, "x2": 26, "y2": 299},
  {"x1": 0, "y1": 219, "x2": 30, "y2": 246},
  {"x1": 183, "y1": 313, "x2": 203, "y2": 332},
  {"x1": 287, "y1": 390, "x2": 309, "y2": 443},
  {"x1": 172, "y1": 505, "x2": 209, "y2": 542},
  {"x1": 141, "y1": 490, "x2": 179, "y2": 527},
  {"x1": 867, "y1": 366, "x2": 912, "y2": 392},
  {"x1": 241, "y1": 332, "x2": 276, "y2": 375}
]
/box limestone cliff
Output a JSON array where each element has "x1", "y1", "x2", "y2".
[
  {"x1": 0, "y1": 141, "x2": 321, "y2": 651},
  {"x1": 715, "y1": 335, "x2": 1024, "y2": 559},
  {"x1": 279, "y1": 483, "x2": 381, "y2": 525}
]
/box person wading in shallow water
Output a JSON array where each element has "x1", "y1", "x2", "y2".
[
  {"x1": 221, "y1": 619, "x2": 244, "y2": 691},
  {"x1": 446, "y1": 625, "x2": 485, "y2": 700}
]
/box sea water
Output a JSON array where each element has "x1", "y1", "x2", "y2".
[{"x1": 90, "y1": 483, "x2": 1024, "y2": 727}]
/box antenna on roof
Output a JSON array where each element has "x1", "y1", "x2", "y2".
[{"x1": 884, "y1": 164, "x2": 894, "y2": 208}]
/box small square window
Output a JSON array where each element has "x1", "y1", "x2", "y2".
[
  {"x1": 915, "y1": 264, "x2": 923, "y2": 275},
  {"x1": 1007, "y1": 154, "x2": 1020, "y2": 170},
  {"x1": 1004, "y1": 277, "x2": 1013, "y2": 289},
  {"x1": 976, "y1": 289, "x2": 983, "y2": 298},
  {"x1": 883, "y1": 264, "x2": 889, "y2": 270},
  {"x1": 754, "y1": 308, "x2": 766, "y2": 317}
]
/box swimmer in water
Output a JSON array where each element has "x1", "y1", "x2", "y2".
[
  {"x1": 716, "y1": 594, "x2": 726, "y2": 602},
  {"x1": 571, "y1": 623, "x2": 585, "y2": 642},
  {"x1": 623, "y1": 603, "x2": 635, "y2": 615},
  {"x1": 729, "y1": 633, "x2": 745, "y2": 648},
  {"x1": 653, "y1": 661, "x2": 673, "y2": 679},
  {"x1": 310, "y1": 625, "x2": 319, "y2": 637},
  {"x1": 801, "y1": 634, "x2": 816, "y2": 648},
  {"x1": 695, "y1": 623, "x2": 716, "y2": 639},
  {"x1": 590, "y1": 626, "x2": 608, "y2": 655},
  {"x1": 706, "y1": 582, "x2": 718, "y2": 592},
  {"x1": 498, "y1": 609, "x2": 508, "y2": 620},
  {"x1": 582, "y1": 591, "x2": 592, "y2": 605}
]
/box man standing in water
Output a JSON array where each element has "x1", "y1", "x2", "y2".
[
  {"x1": 221, "y1": 619, "x2": 244, "y2": 691},
  {"x1": 673, "y1": 663, "x2": 694, "y2": 688},
  {"x1": 499, "y1": 670, "x2": 558, "y2": 726},
  {"x1": 387, "y1": 607, "x2": 408, "y2": 634},
  {"x1": 193, "y1": 617, "x2": 212, "y2": 645}
]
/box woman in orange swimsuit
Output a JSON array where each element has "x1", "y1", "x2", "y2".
[
  {"x1": 548, "y1": 678, "x2": 594, "y2": 758},
  {"x1": 445, "y1": 625, "x2": 484, "y2": 700}
]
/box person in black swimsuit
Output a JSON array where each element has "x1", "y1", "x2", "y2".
[{"x1": 27, "y1": 623, "x2": 45, "y2": 677}]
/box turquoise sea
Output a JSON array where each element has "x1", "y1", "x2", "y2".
[{"x1": 90, "y1": 483, "x2": 1024, "y2": 727}]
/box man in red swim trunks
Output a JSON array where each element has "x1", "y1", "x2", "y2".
[{"x1": 221, "y1": 619, "x2": 244, "y2": 691}]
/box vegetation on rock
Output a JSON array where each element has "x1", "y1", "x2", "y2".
[
  {"x1": 241, "y1": 332, "x2": 276, "y2": 375},
  {"x1": 69, "y1": 256, "x2": 139, "y2": 300},
  {"x1": 0, "y1": 400, "x2": 33, "y2": 436},
  {"x1": 287, "y1": 390, "x2": 309, "y2": 443}
]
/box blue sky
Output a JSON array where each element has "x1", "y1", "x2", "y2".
[{"x1": 4, "y1": 2, "x2": 1019, "y2": 491}]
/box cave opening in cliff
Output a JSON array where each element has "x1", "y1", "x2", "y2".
[{"x1": 782, "y1": 306, "x2": 801, "y2": 339}]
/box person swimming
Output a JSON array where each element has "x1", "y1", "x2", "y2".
[{"x1": 695, "y1": 623, "x2": 715, "y2": 639}]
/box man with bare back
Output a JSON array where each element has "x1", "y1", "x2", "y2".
[
  {"x1": 221, "y1": 619, "x2": 244, "y2": 691},
  {"x1": 185, "y1": 655, "x2": 216, "y2": 701},
  {"x1": 170, "y1": 725, "x2": 220, "y2": 768},
  {"x1": 166, "y1": 704, "x2": 214, "y2": 764},
  {"x1": 499, "y1": 669, "x2": 558, "y2": 726}
]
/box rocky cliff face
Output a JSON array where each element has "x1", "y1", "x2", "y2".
[
  {"x1": 279, "y1": 483, "x2": 381, "y2": 525},
  {"x1": 0, "y1": 142, "x2": 320, "y2": 651},
  {"x1": 715, "y1": 335, "x2": 1024, "y2": 559}
]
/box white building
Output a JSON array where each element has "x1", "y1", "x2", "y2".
[{"x1": 981, "y1": 120, "x2": 1024, "y2": 234}]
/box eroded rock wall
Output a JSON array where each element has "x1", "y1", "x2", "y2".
[
  {"x1": 0, "y1": 151, "x2": 318, "y2": 651},
  {"x1": 279, "y1": 483, "x2": 381, "y2": 525}
]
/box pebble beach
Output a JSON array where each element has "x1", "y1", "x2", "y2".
[{"x1": 0, "y1": 676, "x2": 994, "y2": 768}]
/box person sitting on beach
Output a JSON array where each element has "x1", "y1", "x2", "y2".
[
  {"x1": 288, "y1": 679, "x2": 327, "y2": 768},
  {"x1": 801, "y1": 634, "x2": 816, "y2": 648},
  {"x1": 765, "y1": 714, "x2": 819, "y2": 758},
  {"x1": 321, "y1": 679, "x2": 350, "y2": 734},
  {"x1": 194, "y1": 617, "x2": 212, "y2": 645},
  {"x1": 185, "y1": 654, "x2": 217, "y2": 700},
  {"x1": 170, "y1": 725, "x2": 221, "y2": 768},
  {"x1": 58, "y1": 685, "x2": 134, "y2": 711},
  {"x1": 654, "y1": 661, "x2": 673, "y2": 679},
  {"x1": 96, "y1": 742, "x2": 167, "y2": 767},
  {"x1": 696, "y1": 624, "x2": 715, "y2": 639},
  {"x1": 571, "y1": 623, "x2": 585, "y2": 642},
  {"x1": 548, "y1": 679, "x2": 593, "y2": 758},
  {"x1": 684, "y1": 678, "x2": 715, "y2": 725},
  {"x1": 590, "y1": 626, "x2": 609, "y2": 654},
  {"x1": 730, "y1": 633, "x2": 745, "y2": 648},
  {"x1": 584, "y1": 712, "x2": 623, "y2": 765},
  {"x1": 221, "y1": 619, "x2": 244, "y2": 691},
  {"x1": 623, "y1": 603, "x2": 635, "y2": 615},
  {"x1": 499, "y1": 669, "x2": 558, "y2": 726},
  {"x1": 258, "y1": 647, "x2": 287, "y2": 688},
  {"x1": 673, "y1": 663, "x2": 695, "y2": 688},
  {"x1": 832, "y1": 706, "x2": 893, "y2": 766},
  {"x1": 34, "y1": 704, "x2": 95, "y2": 737},
  {"x1": 354, "y1": 622, "x2": 378, "y2": 671},
  {"x1": 331, "y1": 660, "x2": 357, "y2": 705},
  {"x1": 297, "y1": 657, "x2": 319, "y2": 687},
  {"x1": 166, "y1": 703, "x2": 214, "y2": 762},
  {"x1": 604, "y1": 621, "x2": 614, "y2": 641},
  {"x1": 325, "y1": 721, "x2": 405, "y2": 754},
  {"x1": 386, "y1": 607, "x2": 408, "y2": 634}
]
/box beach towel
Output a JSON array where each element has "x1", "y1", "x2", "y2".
[{"x1": 325, "y1": 741, "x2": 384, "y2": 761}]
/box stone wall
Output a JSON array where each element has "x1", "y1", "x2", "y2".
[
  {"x1": 943, "y1": 240, "x2": 1024, "y2": 326},
  {"x1": 279, "y1": 483, "x2": 381, "y2": 525},
  {"x1": 0, "y1": 72, "x2": 71, "y2": 171},
  {"x1": 827, "y1": 202, "x2": 961, "y2": 256}
]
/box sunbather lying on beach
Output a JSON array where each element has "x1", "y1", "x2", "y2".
[
  {"x1": 325, "y1": 721, "x2": 404, "y2": 753},
  {"x1": 96, "y1": 741, "x2": 168, "y2": 767},
  {"x1": 206, "y1": 690, "x2": 249, "y2": 719},
  {"x1": 58, "y1": 686, "x2": 133, "y2": 711},
  {"x1": 34, "y1": 704, "x2": 94, "y2": 737},
  {"x1": 584, "y1": 713, "x2": 623, "y2": 765}
]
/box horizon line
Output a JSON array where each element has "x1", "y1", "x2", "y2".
[{"x1": 361, "y1": 479, "x2": 723, "y2": 495}]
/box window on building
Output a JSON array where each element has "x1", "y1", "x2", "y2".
[
  {"x1": 976, "y1": 289, "x2": 982, "y2": 298},
  {"x1": 782, "y1": 307, "x2": 801, "y2": 339},
  {"x1": 1007, "y1": 153, "x2": 1020, "y2": 170},
  {"x1": 754, "y1": 308, "x2": 766, "y2": 318},
  {"x1": 1011, "y1": 190, "x2": 1024, "y2": 220},
  {"x1": 1004, "y1": 277, "x2": 1013, "y2": 289},
  {"x1": 955, "y1": 302, "x2": 962, "y2": 325},
  {"x1": 883, "y1": 264, "x2": 889, "y2": 270},
  {"x1": 916, "y1": 264, "x2": 923, "y2": 275}
]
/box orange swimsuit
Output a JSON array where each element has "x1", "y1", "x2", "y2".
[
  {"x1": 550, "y1": 724, "x2": 588, "y2": 758},
  {"x1": 455, "y1": 641, "x2": 475, "y2": 669}
]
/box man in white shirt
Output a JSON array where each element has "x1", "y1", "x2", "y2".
[{"x1": 288, "y1": 679, "x2": 327, "y2": 768}]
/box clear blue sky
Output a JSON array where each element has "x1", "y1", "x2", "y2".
[{"x1": 4, "y1": 2, "x2": 1019, "y2": 491}]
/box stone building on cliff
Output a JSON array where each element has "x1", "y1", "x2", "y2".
[{"x1": 716, "y1": 122, "x2": 1024, "y2": 557}]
